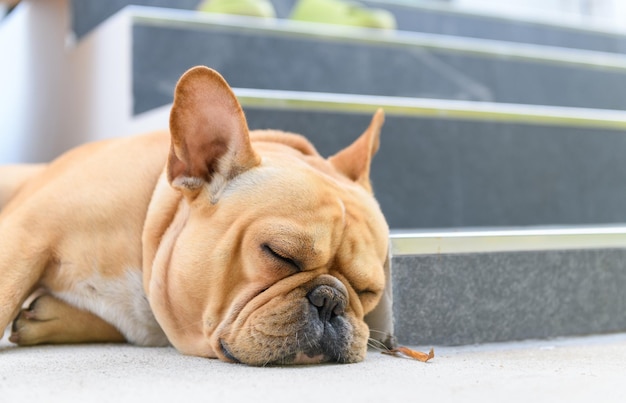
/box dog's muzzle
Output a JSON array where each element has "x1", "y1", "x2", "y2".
[{"x1": 221, "y1": 281, "x2": 358, "y2": 366}]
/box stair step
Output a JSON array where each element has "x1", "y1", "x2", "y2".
[
  {"x1": 70, "y1": 0, "x2": 199, "y2": 38},
  {"x1": 130, "y1": 6, "x2": 626, "y2": 114},
  {"x1": 235, "y1": 88, "x2": 626, "y2": 131},
  {"x1": 361, "y1": 0, "x2": 626, "y2": 54},
  {"x1": 390, "y1": 227, "x2": 626, "y2": 345}
]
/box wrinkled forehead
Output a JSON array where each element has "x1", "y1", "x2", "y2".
[
  {"x1": 221, "y1": 154, "x2": 335, "y2": 200},
  {"x1": 220, "y1": 155, "x2": 387, "y2": 237},
  {"x1": 220, "y1": 161, "x2": 325, "y2": 206}
]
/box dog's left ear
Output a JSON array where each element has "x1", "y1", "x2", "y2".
[
  {"x1": 167, "y1": 66, "x2": 260, "y2": 196},
  {"x1": 328, "y1": 109, "x2": 384, "y2": 192}
]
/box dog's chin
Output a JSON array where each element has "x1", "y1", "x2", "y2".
[
  {"x1": 292, "y1": 352, "x2": 327, "y2": 365},
  {"x1": 219, "y1": 340, "x2": 336, "y2": 366},
  {"x1": 219, "y1": 338, "x2": 366, "y2": 366}
]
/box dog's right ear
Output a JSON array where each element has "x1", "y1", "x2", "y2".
[{"x1": 167, "y1": 66, "x2": 260, "y2": 198}]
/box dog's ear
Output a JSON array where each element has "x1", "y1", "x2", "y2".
[
  {"x1": 328, "y1": 109, "x2": 384, "y2": 192},
  {"x1": 167, "y1": 66, "x2": 260, "y2": 196}
]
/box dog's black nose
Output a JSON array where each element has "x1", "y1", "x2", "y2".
[{"x1": 307, "y1": 285, "x2": 347, "y2": 322}]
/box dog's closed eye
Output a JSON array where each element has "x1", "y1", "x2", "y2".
[
  {"x1": 261, "y1": 243, "x2": 302, "y2": 271},
  {"x1": 357, "y1": 289, "x2": 378, "y2": 298},
  {"x1": 356, "y1": 289, "x2": 380, "y2": 305}
]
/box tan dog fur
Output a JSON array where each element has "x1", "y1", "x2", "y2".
[{"x1": 0, "y1": 66, "x2": 389, "y2": 365}]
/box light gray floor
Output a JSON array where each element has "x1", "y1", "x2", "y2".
[{"x1": 2, "y1": 331, "x2": 625, "y2": 402}]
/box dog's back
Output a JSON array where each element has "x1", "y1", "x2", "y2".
[{"x1": 0, "y1": 164, "x2": 47, "y2": 210}]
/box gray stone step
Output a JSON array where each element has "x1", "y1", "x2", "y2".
[
  {"x1": 358, "y1": 0, "x2": 626, "y2": 54},
  {"x1": 270, "y1": 0, "x2": 626, "y2": 54},
  {"x1": 70, "y1": 0, "x2": 199, "y2": 38},
  {"x1": 130, "y1": 6, "x2": 626, "y2": 114},
  {"x1": 389, "y1": 227, "x2": 626, "y2": 345}
]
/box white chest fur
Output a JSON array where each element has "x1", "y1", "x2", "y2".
[{"x1": 54, "y1": 269, "x2": 169, "y2": 346}]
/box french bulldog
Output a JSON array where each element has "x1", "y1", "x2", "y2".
[{"x1": 0, "y1": 66, "x2": 391, "y2": 365}]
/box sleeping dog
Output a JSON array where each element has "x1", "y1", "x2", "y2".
[{"x1": 0, "y1": 66, "x2": 390, "y2": 365}]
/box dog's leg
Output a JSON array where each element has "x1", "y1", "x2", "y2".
[
  {"x1": 9, "y1": 293, "x2": 125, "y2": 345},
  {"x1": 0, "y1": 232, "x2": 50, "y2": 337},
  {"x1": 0, "y1": 165, "x2": 47, "y2": 335},
  {"x1": 0, "y1": 165, "x2": 60, "y2": 338}
]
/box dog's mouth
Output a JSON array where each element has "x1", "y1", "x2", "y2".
[{"x1": 219, "y1": 339, "x2": 241, "y2": 364}]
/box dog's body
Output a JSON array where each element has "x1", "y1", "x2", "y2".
[
  {"x1": 0, "y1": 67, "x2": 390, "y2": 365},
  {"x1": 0, "y1": 133, "x2": 172, "y2": 347}
]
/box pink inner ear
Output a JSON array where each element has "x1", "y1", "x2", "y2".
[{"x1": 167, "y1": 66, "x2": 259, "y2": 189}]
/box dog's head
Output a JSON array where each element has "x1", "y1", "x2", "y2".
[{"x1": 143, "y1": 66, "x2": 389, "y2": 365}]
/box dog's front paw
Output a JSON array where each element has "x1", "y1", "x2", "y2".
[
  {"x1": 10, "y1": 294, "x2": 60, "y2": 345},
  {"x1": 10, "y1": 294, "x2": 126, "y2": 345}
]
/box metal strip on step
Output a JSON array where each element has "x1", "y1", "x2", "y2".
[
  {"x1": 128, "y1": 5, "x2": 626, "y2": 72},
  {"x1": 232, "y1": 88, "x2": 626, "y2": 131},
  {"x1": 134, "y1": 90, "x2": 626, "y2": 130},
  {"x1": 390, "y1": 226, "x2": 626, "y2": 255}
]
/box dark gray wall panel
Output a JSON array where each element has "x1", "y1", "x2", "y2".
[
  {"x1": 132, "y1": 24, "x2": 626, "y2": 114},
  {"x1": 71, "y1": 0, "x2": 199, "y2": 38},
  {"x1": 392, "y1": 249, "x2": 626, "y2": 345}
]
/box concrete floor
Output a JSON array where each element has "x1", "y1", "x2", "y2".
[{"x1": 2, "y1": 331, "x2": 625, "y2": 402}]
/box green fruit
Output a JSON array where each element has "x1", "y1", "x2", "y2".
[
  {"x1": 290, "y1": 0, "x2": 396, "y2": 30},
  {"x1": 197, "y1": 0, "x2": 276, "y2": 18}
]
